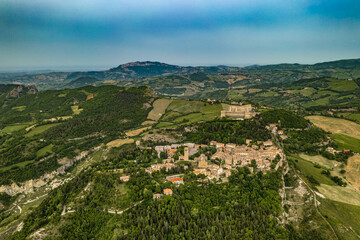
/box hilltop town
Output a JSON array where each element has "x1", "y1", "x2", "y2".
[{"x1": 133, "y1": 135, "x2": 282, "y2": 196}]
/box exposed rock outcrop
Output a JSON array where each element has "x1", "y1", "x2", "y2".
[{"x1": 7, "y1": 84, "x2": 38, "y2": 98}]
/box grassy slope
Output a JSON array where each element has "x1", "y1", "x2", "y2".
[
  {"x1": 331, "y1": 134, "x2": 360, "y2": 153},
  {"x1": 147, "y1": 99, "x2": 172, "y2": 121},
  {"x1": 335, "y1": 112, "x2": 360, "y2": 125},
  {"x1": 158, "y1": 100, "x2": 222, "y2": 128},
  {"x1": 0, "y1": 124, "x2": 29, "y2": 134},
  {"x1": 36, "y1": 144, "x2": 54, "y2": 157},
  {"x1": 236, "y1": 78, "x2": 359, "y2": 109},
  {"x1": 0, "y1": 160, "x2": 35, "y2": 172},
  {"x1": 319, "y1": 199, "x2": 360, "y2": 240},
  {"x1": 25, "y1": 123, "x2": 61, "y2": 137},
  {"x1": 292, "y1": 155, "x2": 336, "y2": 186}
]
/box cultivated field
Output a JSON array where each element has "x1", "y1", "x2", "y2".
[
  {"x1": 345, "y1": 155, "x2": 360, "y2": 192},
  {"x1": 141, "y1": 120, "x2": 156, "y2": 126},
  {"x1": 165, "y1": 100, "x2": 203, "y2": 115},
  {"x1": 299, "y1": 154, "x2": 334, "y2": 169},
  {"x1": 36, "y1": 144, "x2": 54, "y2": 157},
  {"x1": 337, "y1": 113, "x2": 360, "y2": 124},
  {"x1": 345, "y1": 113, "x2": 360, "y2": 123},
  {"x1": 0, "y1": 124, "x2": 29, "y2": 134},
  {"x1": 317, "y1": 184, "x2": 360, "y2": 206},
  {"x1": 248, "y1": 88, "x2": 262, "y2": 94},
  {"x1": 159, "y1": 100, "x2": 222, "y2": 126},
  {"x1": 125, "y1": 127, "x2": 151, "y2": 137},
  {"x1": 107, "y1": 138, "x2": 134, "y2": 148},
  {"x1": 25, "y1": 123, "x2": 61, "y2": 137},
  {"x1": 328, "y1": 79, "x2": 358, "y2": 91},
  {"x1": 294, "y1": 156, "x2": 336, "y2": 186},
  {"x1": 45, "y1": 116, "x2": 72, "y2": 122},
  {"x1": 71, "y1": 105, "x2": 83, "y2": 115},
  {"x1": 296, "y1": 154, "x2": 360, "y2": 206},
  {"x1": 331, "y1": 134, "x2": 360, "y2": 153},
  {"x1": 11, "y1": 106, "x2": 26, "y2": 111},
  {"x1": 306, "y1": 116, "x2": 360, "y2": 140},
  {"x1": 147, "y1": 99, "x2": 172, "y2": 121}
]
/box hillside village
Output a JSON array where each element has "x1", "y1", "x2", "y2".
[{"x1": 138, "y1": 137, "x2": 283, "y2": 193}]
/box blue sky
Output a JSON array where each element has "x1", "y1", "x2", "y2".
[{"x1": 1, "y1": 0, "x2": 359, "y2": 70}]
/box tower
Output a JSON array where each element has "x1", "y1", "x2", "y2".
[{"x1": 184, "y1": 147, "x2": 189, "y2": 161}]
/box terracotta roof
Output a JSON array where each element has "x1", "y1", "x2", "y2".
[
  {"x1": 163, "y1": 188, "x2": 173, "y2": 194},
  {"x1": 168, "y1": 177, "x2": 183, "y2": 182}
]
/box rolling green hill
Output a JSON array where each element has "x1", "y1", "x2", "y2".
[
  {"x1": 227, "y1": 77, "x2": 360, "y2": 110},
  {"x1": 1, "y1": 58, "x2": 360, "y2": 93},
  {"x1": 0, "y1": 84, "x2": 154, "y2": 187}
]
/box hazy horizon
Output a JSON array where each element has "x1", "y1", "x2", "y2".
[
  {"x1": 1, "y1": 0, "x2": 359, "y2": 70},
  {"x1": 1, "y1": 56, "x2": 360, "y2": 73}
]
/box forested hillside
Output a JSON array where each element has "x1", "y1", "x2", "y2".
[
  {"x1": 0, "y1": 82, "x2": 359, "y2": 239},
  {"x1": 0, "y1": 85, "x2": 153, "y2": 186}
]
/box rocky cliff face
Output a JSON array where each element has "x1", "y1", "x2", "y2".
[
  {"x1": 0, "y1": 147, "x2": 97, "y2": 196},
  {"x1": 7, "y1": 84, "x2": 38, "y2": 98}
]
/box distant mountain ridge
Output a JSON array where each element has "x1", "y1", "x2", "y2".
[
  {"x1": 0, "y1": 58, "x2": 359, "y2": 91},
  {"x1": 246, "y1": 58, "x2": 360, "y2": 70}
]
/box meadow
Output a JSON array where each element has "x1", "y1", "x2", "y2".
[
  {"x1": 25, "y1": 123, "x2": 61, "y2": 137},
  {"x1": 331, "y1": 134, "x2": 360, "y2": 153}
]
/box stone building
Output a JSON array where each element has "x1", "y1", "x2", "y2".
[
  {"x1": 220, "y1": 104, "x2": 256, "y2": 120},
  {"x1": 184, "y1": 147, "x2": 189, "y2": 161},
  {"x1": 197, "y1": 154, "x2": 208, "y2": 169}
]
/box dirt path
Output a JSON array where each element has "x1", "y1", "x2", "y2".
[
  {"x1": 276, "y1": 133, "x2": 336, "y2": 238},
  {"x1": 17, "y1": 205, "x2": 22, "y2": 213},
  {"x1": 107, "y1": 200, "x2": 143, "y2": 215}
]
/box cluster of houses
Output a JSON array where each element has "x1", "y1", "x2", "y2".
[
  {"x1": 210, "y1": 141, "x2": 282, "y2": 168},
  {"x1": 195, "y1": 140, "x2": 283, "y2": 180},
  {"x1": 124, "y1": 121, "x2": 288, "y2": 200},
  {"x1": 153, "y1": 175, "x2": 183, "y2": 200},
  {"x1": 151, "y1": 139, "x2": 283, "y2": 183},
  {"x1": 153, "y1": 188, "x2": 173, "y2": 200},
  {"x1": 325, "y1": 146, "x2": 351, "y2": 155},
  {"x1": 155, "y1": 143, "x2": 203, "y2": 159},
  {"x1": 266, "y1": 124, "x2": 288, "y2": 140}
]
